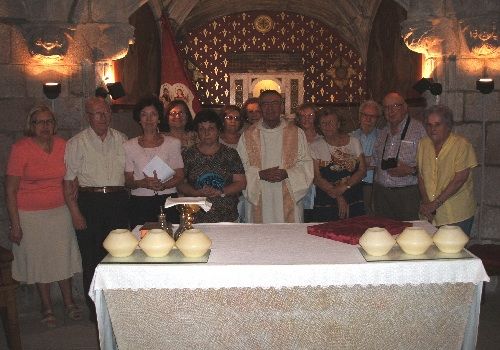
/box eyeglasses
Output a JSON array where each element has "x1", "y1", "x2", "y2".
[
  {"x1": 87, "y1": 111, "x2": 109, "y2": 119},
  {"x1": 261, "y1": 101, "x2": 281, "y2": 107},
  {"x1": 383, "y1": 103, "x2": 404, "y2": 111},
  {"x1": 224, "y1": 115, "x2": 240, "y2": 120},
  {"x1": 300, "y1": 113, "x2": 315, "y2": 119},
  {"x1": 32, "y1": 119, "x2": 55, "y2": 126},
  {"x1": 320, "y1": 121, "x2": 337, "y2": 127},
  {"x1": 360, "y1": 112, "x2": 379, "y2": 118},
  {"x1": 169, "y1": 110, "x2": 185, "y2": 117}
]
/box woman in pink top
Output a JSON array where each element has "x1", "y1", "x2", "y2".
[
  {"x1": 5, "y1": 105, "x2": 82, "y2": 327},
  {"x1": 124, "y1": 97, "x2": 185, "y2": 227}
]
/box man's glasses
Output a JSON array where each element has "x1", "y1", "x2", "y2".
[
  {"x1": 300, "y1": 113, "x2": 315, "y2": 119},
  {"x1": 383, "y1": 103, "x2": 404, "y2": 111},
  {"x1": 32, "y1": 119, "x2": 55, "y2": 126},
  {"x1": 320, "y1": 121, "x2": 337, "y2": 127},
  {"x1": 360, "y1": 112, "x2": 379, "y2": 118}
]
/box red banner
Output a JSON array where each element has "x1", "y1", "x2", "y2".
[{"x1": 159, "y1": 14, "x2": 201, "y2": 115}]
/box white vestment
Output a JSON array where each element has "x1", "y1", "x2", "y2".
[{"x1": 237, "y1": 120, "x2": 313, "y2": 223}]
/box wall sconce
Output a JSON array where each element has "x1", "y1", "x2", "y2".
[
  {"x1": 106, "y1": 82, "x2": 126, "y2": 100},
  {"x1": 413, "y1": 78, "x2": 433, "y2": 93},
  {"x1": 429, "y1": 82, "x2": 442, "y2": 96},
  {"x1": 43, "y1": 82, "x2": 61, "y2": 99},
  {"x1": 476, "y1": 78, "x2": 494, "y2": 94},
  {"x1": 413, "y1": 78, "x2": 442, "y2": 96}
]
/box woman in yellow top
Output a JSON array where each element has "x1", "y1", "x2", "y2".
[{"x1": 417, "y1": 105, "x2": 478, "y2": 235}]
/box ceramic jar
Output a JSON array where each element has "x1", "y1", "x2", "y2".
[
  {"x1": 139, "y1": 229, "x2": 175, "y2": 257},
  {"x1": 433, "y1": 225, "x2": 469, "y2": 253},
  {"x1": 359, "y1": 227, "x2": 396, "y2": 256},
  {"x1": 103, "y1": 229, "x2": 138, "y2": 257},
  {"x1": 396, "y1": 227, "x2": 433, "y2": 255},
  {"x1": 175, "y1": 229, "x2": 212, "y2": 258}
]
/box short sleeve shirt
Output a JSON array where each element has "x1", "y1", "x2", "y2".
[
  {"x1": 182, "y1": 144, "x2": 244, "y2": 223},
  {"x1": 7, "y1": 137, "x2": 66, "y2": 210},
  {"x1": 124, "y1": 135, "x2": 184, "y2": 196},
  {"x1": 64, "y1": 128, "x2": 127, "y2": 186},
  {"x1": 417, "y1": 133, "x2": 478, "y2": 225}
]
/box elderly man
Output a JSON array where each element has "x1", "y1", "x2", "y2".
[
  {"x1": 237, "y1": 90, "x2": 313, "y2": 223},
  {"x1": 372, "y1": 92, "x2": 427, "y2": 220},
  {"x1": 351, "y1": 100, "x2": 382, "y2": 215},
  {"x1": 64, "y1": 97, "x2": 128, "y2": 321}
]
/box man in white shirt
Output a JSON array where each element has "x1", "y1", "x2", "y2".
[
  {"x1": 237, "y1": 90, "x2": 313, "y2": 223},
  {"x1": 64, "y1": 97, "x2": 128, "y2": 321}
]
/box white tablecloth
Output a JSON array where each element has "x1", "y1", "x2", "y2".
[
  {"x1": 90, "y1": 222, "x2": 489, "y2": 350},
  {"x1": 91, "y1": 223, "x2": 488, "y2": 293}
]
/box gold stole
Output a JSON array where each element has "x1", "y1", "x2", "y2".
[{"x1": 244, "y1": 122, "x2": 299, "y2": 223}]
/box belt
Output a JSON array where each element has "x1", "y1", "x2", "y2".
[
  {"x1": 79, "y1": 186, "x2": 126, "y2": 193},
  {"x1": 385, "y1": 185, "x2": 418, "y2": 190}
]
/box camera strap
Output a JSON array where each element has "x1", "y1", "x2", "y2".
[{"x1": 381, "y1": 116, "x2": 411, "y2": 161}]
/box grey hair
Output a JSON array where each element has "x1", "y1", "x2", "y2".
[
  {"x1": 85, "y1": 96, "x2": 111, "y2": 115},
  {"x1": 423, "y1": 104, "x2": 454, "y2": 129},
  {"x1": 359, "y1": 99, "x2": 382, "y2": 117},
  {"x1": 24, "y1": 105, "x2": 56, "y2": 136}
]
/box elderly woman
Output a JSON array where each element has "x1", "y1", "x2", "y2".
[
  {"x1": 178, "y1": 109, "x2": 246, "y2": 222},
  {"x1": 296, "y1": 103, "x2": 321, "y2": 222},
  {"x1": 417, "y1": 105, "x2": 478, "y2": 235},
  {"x1": 124, "y1": 97, "x2": 185, "y2": 227},
  {"x1": 160, "y1": 99, "x2": 198, "y2": 150},
  {"x1": 5, "y1": 105, "x2": 82, "y2": 327},
  {"x1": 310, "y1": 107, "x2": 367, "y2": 221},
  {"x1": 241, "y1": 97, "x2": 262, "y2": 129},
  {"x1": 219, "y1": 105, "x2": 243, "y2": 148}
]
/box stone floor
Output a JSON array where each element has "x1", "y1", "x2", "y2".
[{"x1": 1, "y1": 277, "x2": 499, "y2": 350}]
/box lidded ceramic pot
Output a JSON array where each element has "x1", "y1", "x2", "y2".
[
  {"x1": 103, "y1": 229, "x2": 138, "y2": 257},
  {"x1": 359, "y1": 227, "x2": 396, "y2": 256},
  {"x1": 175, "y1": 229, "x2": 212, "y2": 258},
  {"x1": 139, "y1": 229, "x2": 175, "y2": 257},
  {"x1": 396, "y1": 227, "x2": 433, "y2": 255},
  {"x1": 433, "y1": 225, "x2": 469, "y2": 253}
]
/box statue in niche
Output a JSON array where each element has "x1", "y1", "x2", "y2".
[
  {"x1": 24, "y1": 25, "x2": 74, "y2": 59},
  {"x1": 401, "y1": 17, "x2": 459, "y2": 57},
  {"x1": 460, "y1": 16, "x2": 498, "y2": 56}
]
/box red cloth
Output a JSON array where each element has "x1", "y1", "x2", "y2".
[
  {"x1": 6, "y1": 137, "x2": 66, "y2": 210},
  {"x1": 161, "y1": 13, "x2": 201, "y2": 113},
  {"x1": 307, "y1": 216, "x2": 412, "y2": 245}
]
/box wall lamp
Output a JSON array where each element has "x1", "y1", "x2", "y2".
[
  {"x1": 43, "y1": 82, "x2": 61, "y2": 99},
  {"x1": 106, "y1": 82, "x2": 126, "y2": 100},
  {"x1": 476, "y1": 78, "x2": 494, "y2": 94},
  {"x1": 413, "y1": 78, "x2": 442, "y2": 96}
]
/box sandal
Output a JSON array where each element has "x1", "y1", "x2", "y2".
[
  {"x1": 66, "y1": 304, "x2": 83, "y2": 321},
  {"x1": 41, "y1": 310, "x2": 57, "y2": 328}
]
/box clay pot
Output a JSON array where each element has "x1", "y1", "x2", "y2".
[
  {"x1": 139, "y1": 229, "x2": 175, "y2": 257},
  {"x1": 359, "y1": 227, "x2": 396, "y2": 256},
  {"x1": 397, "y1": 227, "x2": 433, "y2": 255},
  {"x1": 175, "y1": 229, "x2": 212, "y2": 258},
  {"x1": 433, "y1": 225, "x2": 469, "y2": 253},
  {"x1": 103, "y1": 229, "x2": 138, "y2": 257}
]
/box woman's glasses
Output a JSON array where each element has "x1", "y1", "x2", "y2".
[
  {"x1": 32, "y1": 119, "x2": 55, "y2": 126},
  {"x1": 169, "y1": 110, "x2": 185, "y2": 117},
  {"x1": 224, "y1": 115, "x2": 240, "y2": 120}
]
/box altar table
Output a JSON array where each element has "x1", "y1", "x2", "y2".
[{"x1": 90, "y1": 223, "x2": 489, "y2": 350}]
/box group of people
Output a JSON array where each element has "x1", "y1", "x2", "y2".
[{"x1": 5, "y1": 90, "x2": 477, "y2": 326}]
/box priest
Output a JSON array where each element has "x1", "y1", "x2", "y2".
[{"x1": 237, "y1": 90, "x2": 313, "y2": 223}]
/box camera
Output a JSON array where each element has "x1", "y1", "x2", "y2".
[{"x1": 381, "y1": 158, "x2": 398, "y2": 170}]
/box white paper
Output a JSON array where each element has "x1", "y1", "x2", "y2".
[
  {"x1": 142, "y1": 155, "x2": 175, "y2": 182},
  {"x1": 164, "y1": 197, "x2": 212, "y2": 212}
]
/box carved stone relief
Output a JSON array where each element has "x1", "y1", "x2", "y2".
[
  {"x1": 459, "y1": 15, "x2": 499, "y2": 56},
  {"x1": 401, "y1": 17, "x2": 459, "y2": 57},
  {"x1": 22, "y1": 24, "x2": 74, "y2": 59}
]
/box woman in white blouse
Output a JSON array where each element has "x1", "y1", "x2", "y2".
[
  {"x1": 310, "y1": 107, "x2": 367, "y2": 221},
  {"x1": 124, "y1": 97, "x2": 184, "y2": 227}
]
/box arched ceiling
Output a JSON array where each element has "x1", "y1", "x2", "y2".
[{"x1": 160, "y1": 0, "x2": 410, "y2": 59}]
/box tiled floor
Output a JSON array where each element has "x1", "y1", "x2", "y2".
[{"x1": 1, "y1": 277, "x2": 499, "y2": 349}]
